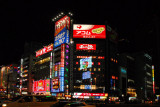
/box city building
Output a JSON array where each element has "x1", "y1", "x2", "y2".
[
  {"x1": 134, "y1": 52, "x2": 153, "y2": 101},
  {"x1": 20, "y1": 42, "x2": 43, "y2": 95}
]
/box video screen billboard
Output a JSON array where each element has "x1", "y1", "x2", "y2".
[
  {"x1": 73, "y1": 24, "x2": 106, "y2": 39},
  {"x1": 82, "y1": 71, "x2": 91, "y2": 79},
  {"x1": 80, "y1": 56, "x2": 92, "y2": 70}
]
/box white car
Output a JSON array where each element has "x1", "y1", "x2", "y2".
[
  {"x1": 2, "y1": 95, "x2": 59, "y2": 107},
  {"x1": 64, "y1": 101, "x2": 96, "y2": 107}
]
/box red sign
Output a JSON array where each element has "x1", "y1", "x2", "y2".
[
  {"x1": 76, "y1": 44, "x2": 96, "y2": 50},
  {"x1": 74, "y1": 93, "x2": 105, "y2": 96},
  {"x1": 55, "y1": 15, "x2": 70, "y2": 36},
  {"x1": 33, "y1": 79, "x2": 50, "y2": 92},
  {"x1": 37, "y1": 80, "x2": 45, "y2": 91},
  {"x1": 52, "y1": 79, "x2": 59, "y2": 89},
  {"x1": 36, "y1": 44, "x2": 53, "y2": 57},
  {"x1": 73, "y1": 24, "x2": 106, "y2": 39},
  {"x1": 61, "y1": 44, "x2": 65, "y2": 67}
]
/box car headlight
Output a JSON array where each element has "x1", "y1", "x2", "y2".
[{"x1": 2, "y1": 103, "x2": 7, "y2": 107}]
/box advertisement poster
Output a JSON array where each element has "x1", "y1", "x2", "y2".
[
  {"x1": 73, "y1": 24, "x2": 106, "y2": 39},
  {"x1": 52, "y1": 79, "x2": 59, "y2": 89},
  {"x1": 54, "y1": 27, "x2": 69, "y2": 48}
]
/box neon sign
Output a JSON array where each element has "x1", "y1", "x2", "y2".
[
  {"x1": 152, "y1": 65, "x2": 155, "y2": 94},
  {"x1": 73, "y1": 24, "x2": 106, "y2": 39},
  {"x1": 36, "y1": 44, "x2": 53, "y2": 57},
  {"x1": 80, "y1": 56, "x2": 92, "y2": 70},
  {"x1": 76, "y1": 44, "x2": 96, "y2": 50}
]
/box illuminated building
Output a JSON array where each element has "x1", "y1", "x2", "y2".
[
  {"x1": 33, "y1": 44, "x2": 53, "y2": 95},
  {"x1": 71, "y1": 24, "x2": 107, "y2": 99},
  {"x1": 0, "y1": 64, "x2": 18, "y2": 98}
]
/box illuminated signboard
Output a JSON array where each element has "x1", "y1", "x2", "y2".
[
  {"x1": 52, "y1": 79, "x2": 59, "y2": 89},
  {"x1": 33, "y1": 79, "x2": 50, "y2": 92},
  {"x1": 152, "y1": 65, "x2": 155, "y2": 94},
  {"x1": 76, "y1": 44, "x2": 96, "y2": 50},
  {"x1": 82, "y1": 71, "x2": 91, "y2": 79},
  {"x1": 80, "y1": 56, "x2": 92, "y2": 70},
  {"x1": 54, "y1": 27, "x2": 70, "y2": 48},
  {"x1": 73, "y1": 24, "x2": 106, "y2": 39},
  {"x1": 74, "y1": 93, "x2": 105, "y2": 96},
  {"x1": 55, "y1": 15, "x2": 70, "y2": 36},
  {"x1": 121, "y1": 68, "x2": 127, "y2": 74},
  {"x1": 36, "y1": 44, "x2": 53, "y2": 57}
]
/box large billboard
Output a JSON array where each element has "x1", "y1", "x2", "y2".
[
  {"x1": 55, "y1": 15, "x2": 70, "y2": 36},
  {"x1": 80, "y1": 56, "x2": 92, "y2": 70},
  {"x1": 76, "y1": 44, "x2": 96, "y2": 50},
  {"x1": 33, "y1": 79, "x2": 50, "y2": 92},
  {"x1": 36, "y1": 44, "x2": 53, "y2": 57},
  {"x1": 54, "y1": 27, "x2": 70, "y2": 48},
  {"x1": 73, "y1": 24, "x2": 106, "y2": 39},
  {"x1": 54, "y1": 15, "x2": 70, "y2": 48}
]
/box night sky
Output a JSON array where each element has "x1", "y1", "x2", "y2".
[{"x1": 0, "y1": 0, "x2": 159, "y2": 65}]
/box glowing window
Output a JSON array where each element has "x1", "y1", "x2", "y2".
[
  {"x1": 94, "y1": 68, "x2": 96, "y2": 71},
  {"x1": 98, "y1": 68, "x2": 101, "y2": 71},
  {"x1": 98, "y1": 62, "x2": 101, "y2": 65}
]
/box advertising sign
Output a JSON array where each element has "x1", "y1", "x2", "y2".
[
  {"x1": 52, "y1": 79, "x2": 59, "y2": 89},
  {"x1": 36, "y1": 44, "x2": 53, "y2": 57},
  {"x1": 73, "y1": 24, "x2": 106, "y2": 39},
  {"x1": 74, "y1": 93, "x2": 105, "y2": 96},
  {"x1": 76, "y1": 44, "x2": 96, "y2": 50},
  {"x1": 33, "y1": 79, "x2": 50, "y2": 92},
  {"x1": 37, "y1": 80, "x2": 45, "y2": 91},
  {"x1": 82, "y1": 71, "x2": 91, "y2": 79},
  {"x1": 80, "y1": 56, "x2": 92, "y2": 70},
  {"x1": 55, "y1": 15, "x2": 70, "y2": 36},
  {"x1": 54, "y1": 27, "x2": 69, "y2": 48}
]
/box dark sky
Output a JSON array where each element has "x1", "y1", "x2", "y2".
[{"x1": 0, "y1": 0, "x2": 158, "y2": 65}]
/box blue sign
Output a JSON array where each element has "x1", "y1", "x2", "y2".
[
  {"x1": 82, "y1": 71, "x2": 91, "y2": 79},
  {"x1": 121, "y1": 68, "x2": 127, "y2": 74},
  {"x1": 54, "y1": 27, "x2": 69, "y2": 48}
]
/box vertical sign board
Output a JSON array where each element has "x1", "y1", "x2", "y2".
[
  {"x1": 54, "y1": 15, "x2": 70, "y2": 48},
  {"x1": 60, "y1": 44, "x2": 65, "y2": 92},
  {"x1": 152, "y1": 65, "x2": 155, "y2": 94}
]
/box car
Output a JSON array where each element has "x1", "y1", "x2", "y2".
[
  {"x1": 1, "y1": 95, "x2": 59, "y2": 107},
  {"x1": 64, "y1": 101, "x2": 96, "y2": 107}
]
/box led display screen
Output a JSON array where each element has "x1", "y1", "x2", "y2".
[
  {"x1": 54, "y1": 27, "x2": 69, "y2": 48},
  {"x1": 82, "y1": 71, "x2": 91, "y2": 79},
  {"x1": 73, "y1": 24, "x2": 106, "y2": 39},
  {"x1": 80, "y1": 56, "x2": 92, "y2": 70},
  {"x1": 76, "y1": 44, "x2": 96, "y2": 50}
]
